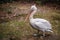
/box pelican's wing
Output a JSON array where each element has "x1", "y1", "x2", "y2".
[
  {"x1": 34, "y1": 18, "x2": 52, "y2": 29},
  {"x1": 34, "y1": 21, "x2": 52, "y2": 31},
  {"x1": 34, "y1": 21, "x2": 47, "y2": 30},
  {"x1": 34, "y1": 21, "x2": 53, "y2": 32}
]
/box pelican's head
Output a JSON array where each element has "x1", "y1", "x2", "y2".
[
  {"x1": 31, "y1": 4, "x2": 37, "y2": 11},
  {"x1": 24, "y1": 4, "x2": 37, "y2": 22}
]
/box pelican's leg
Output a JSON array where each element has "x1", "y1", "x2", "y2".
[
  {"x1": 37, "y1": 30, "x2": 39, "y2": 34},
  {"x1": 37, "y1": 30, "x2": 40, "y2": 36},
  {"x1": 43, "y1": 31, "x2": 45, "y2": 37},
  {"x1": 40, "y1": 31, "x2": 45, "y2": 40},
  {"x1": 33, "y1": 30, "x2": 40, "y2": 37}
]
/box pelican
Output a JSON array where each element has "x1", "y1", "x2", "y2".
[{"x1": 25, "y1": 4, "x2": 53, "y2": 36}]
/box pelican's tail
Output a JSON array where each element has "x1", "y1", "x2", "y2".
[{"x1": 47, "y1": 30, "x2": 53, "y2": 33}]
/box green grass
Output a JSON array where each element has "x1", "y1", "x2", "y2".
[
  {"x1": 0, "y1": 3, "x2": 60, "y2": 40},
  {"x1": 0, "y1": 10, "x2": 60, "y2": 39},
  {"x1": 0, "y1": 20, "x2": 35, "y2": 39}
]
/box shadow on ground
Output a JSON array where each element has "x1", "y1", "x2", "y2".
[{"x1": 21, "y1": 34, "x2": 58, "y2": 40}]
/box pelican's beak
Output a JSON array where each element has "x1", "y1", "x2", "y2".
[
  {"x1": 24, "y1": 10, "x2": 33, "y2": 22},
  {"x1": 24, "y1": 13, "x2": 30, "y2": 22}
]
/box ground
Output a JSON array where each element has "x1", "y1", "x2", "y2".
[{"x1": 0, "y1": 2, "x2": 60, "y2": 40}]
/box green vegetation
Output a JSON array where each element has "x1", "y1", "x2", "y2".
[
  {"x1": 0, "y1": 9, "x2": 60, "y2": 40},
  {"x1": 0, "y1": 2, "x2": 60, "y2": 40}
]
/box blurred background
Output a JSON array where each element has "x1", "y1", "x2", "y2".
[{"x1": 0, "y1": 0, "x2": 60, "y2": 40}]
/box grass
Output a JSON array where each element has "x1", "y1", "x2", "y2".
[
  {"x1": 0, "y1": 20, "x2": 35, "y2": 40},
  {"x1": 0, "y1": 3, "x2": 60, "y2": 40}
]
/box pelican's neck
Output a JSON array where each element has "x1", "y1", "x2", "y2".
[{"x1": 29, "y1": 10, "x2": 37, "y2": 20}]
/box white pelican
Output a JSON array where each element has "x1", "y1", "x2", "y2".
[{"x1": 25, "y1": 4, "x2": 53, "y2": 36}]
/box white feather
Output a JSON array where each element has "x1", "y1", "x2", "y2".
[{"x1": 29, "y1": 5, "x2": 53, "y2": 36}]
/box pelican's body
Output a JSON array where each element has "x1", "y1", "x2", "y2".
[
  {"x1": 25, "y1": 4, "x2": 53, "y2": 36},
  {"x1": 30, "y1": 18, "x2": 52, "y2": 32}
]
